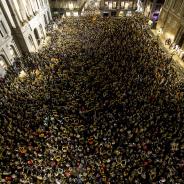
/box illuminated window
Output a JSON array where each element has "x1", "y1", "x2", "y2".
[
  {"x1": 66, "y1": 12, "x2": 71, "y2": 16},
  {"x1": 112, "y1": 2, "x2": 117, "y2": 9},
  {"x1": 121, "y1": 2, "x2": 125, "y2": 8},
  {"x1": 9, "y1": 46, "x2": 18, "y2": 58},
  {"x1": 73, "y1": 12, "x2": 79, "y2": 17},
  {"x1": 39, "y1": 24, "x2": 44, "y2": 38}
]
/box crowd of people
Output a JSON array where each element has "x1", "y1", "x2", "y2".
[{"x1": 0, "y1": 14, "x2": 184, "y2": 183}]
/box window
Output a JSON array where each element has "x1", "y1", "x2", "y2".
[
  {"x1": 28, "y1": 35, "x2": 36, "y2": 50},
  {"x1": 39, "y1": 24, "x2": 44, "y2": 38},
  {"x1": 40, "y1": 0, "x2": 44, "y2": 6},
  {"x1": 166, "y1": 16, "x2": 171, "y2": 24},
  {"x1": 36, "y1": 0, "x2": 40, "y2": 9},
  {"x1": 9, "y1": 46, "x2": 18, "y2": 58},
  {"x1": 0, "y1": 21, "x2": 8, "y2": 37},
  {"x1": 112, "y1": 2, "x2": 117, "y2": 9}
]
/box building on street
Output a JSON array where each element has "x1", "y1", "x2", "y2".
[
  {"x1": 0, "y1": 0, "x2": 52, "y2": 77},
  {"x1": 157, "y1": 0, "x2": 184, "y2": 58}
]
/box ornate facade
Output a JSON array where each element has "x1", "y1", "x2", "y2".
[
  {"x1": 0, "y1": 0, "x2": 52, "y2": 77},
  {"x1": 49, "y1": 0, "x2": 87, "y2": 16}
]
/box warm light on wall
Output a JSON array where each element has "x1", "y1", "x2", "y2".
[
  {"x1": 119, "y1": 11, "x2": 124, "y2": 17},
  {"x1": 125, "y1": 2, "x2": 129, "y2": 9},
  {"x1": 165, "y1": 32, "x2": 175, "y2": 42},
  {"x1": 109, "y1": 2, "x2": 112, "y2": 9}
]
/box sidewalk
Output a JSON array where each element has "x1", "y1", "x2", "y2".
[
  {"x1": 151, "y1": 29, "x2": 184, "y2": 68},
  {"x1": 151, "y1": 29, "x2": 184, "y2": 83}
]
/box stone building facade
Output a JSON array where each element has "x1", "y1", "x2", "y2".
[
  {"x1": 0, "y1": 0, "x2": 52, "y2": 77},
  {"x1": 49, "y1": 0, "x2": 87, "y2": 16},
  {"x1": 157, "y1": 0, "x2": 184, "y2": 50}
]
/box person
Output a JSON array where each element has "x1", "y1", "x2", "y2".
[
  {"x1": 165, "y1": 38, "x2": 171, "y2": 46},
  {"x1": 0, "y1": 14, "x2": 183, "y2": 183}
]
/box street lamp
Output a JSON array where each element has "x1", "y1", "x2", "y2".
[{"x1": 69, "y1": 2, "x2": 74, "y2": 10}]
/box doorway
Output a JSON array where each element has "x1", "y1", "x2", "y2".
[
  {"x1": 0, "y1": 55, "x2": 8, "y2": 77},
  {"x1": 34, "y1": 28, "x2": 40, "y2": 45},
  {"x1": 103, "y1": 12, "x2": 109, "y2": 17}
]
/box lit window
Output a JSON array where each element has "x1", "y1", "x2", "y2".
[
  {"x1": 28, "y1": 35, "x2": 36, "y2": 50},
  {"x1": 125, "y1": 2, "x2": 129, "y2": 9},
  {"x1": 66, "y1": 12, "x2": 71, "y2": 17},
  {"x1": 73, "y1": 12, "x2": 79, "y2": 17},
  {"x1": 112, "y1": 2, "x2": 117, "y2": 9},
  {"x1": 121, "y1": 2, "x2": 125, "y2": 8}
]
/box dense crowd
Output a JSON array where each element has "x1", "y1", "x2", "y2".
[{"x1": 0, "y1": 14, "x2": 184, "y2": 183}]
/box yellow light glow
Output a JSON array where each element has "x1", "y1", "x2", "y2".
[
  {"x1": 73, "y1": 12, "x2": 78, "y2": 17},
  {"x1": 125, "y1": 2, "x2": 129, "y2": 9},
  {"x1": 109, "y1": 2, "x2": 112, "y2": 9},
  {"x1": 69, "y1": 3, "x2": 74, "y2": 10},
  {"x1": 66, "y1": 12, "x2": 71, "y2": 17},
  {"x1": 19, "y1": 70, "x2": 26, "y2": 78},
  {"x1": 147, "y1": 5, "x2": 150, "y2": 13}
]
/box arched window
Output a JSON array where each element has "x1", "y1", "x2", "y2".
[
  {"x1": 9, "y1": 45, "x2": 18, "y2": 58},
  {"x1": 39, "y1": 24, "x2": 45, "y2": 39},
  {"x1": 0, "y1": 55, "x2": 8, "y2": 77},
  {"x1": 28, "y1": 35, "x2": 36, "y2": 50},
  {"x1": 34, "y1": 28, "x2": 40, "y2": 45}
]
